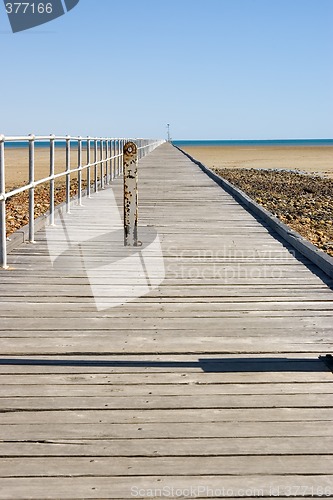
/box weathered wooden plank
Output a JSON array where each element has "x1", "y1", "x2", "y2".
[
  {"x1": 0, "y1": 373, "x2": 332, "y2": 385},
  {"x1": 1, "y1": 300, "x2": 332, "y2": 312},
  {"x1": 0, "y1": 382, "x2": 332, "y2": 397},
  {"x1": 0, "y1": 337, "x2": 331, "y2": 355},
  {"x1": 0, "y1": 269, "x2": 330, "y2": 285},
  {"x1": 1, "y1": 421, "x2": 332, "y2": 440},
  {"x1": 1, "y1": 292, "x2": 332, "y2": 302},
  {"x1": 2, "y1": 408, "x2": 332, "y2": 424},
  {"x1": 0, "y1": 254, "x2": 307, "y2": 262},
  {"x1": 0, "y1": 455, "x2": 332, "y2": 477},
  {"x1": 1, "y1": 393, "x2": 332, "y2": 410},
  {"x1": 0, "y1": 254, "x2": 318, "y2": 266},
  {"x1": 0, "y1": 328, "x2": 331, "y2": 338},
  {"x1": 0, "y1": 316, "x2": 332, "y2": 331},
  {"x1": 0, "y1": 437, "x2": 332, "y2": 456}
]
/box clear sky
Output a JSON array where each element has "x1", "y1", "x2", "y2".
[{"x1": 0, "y1": 0, "x2": 332, "y2": 140}]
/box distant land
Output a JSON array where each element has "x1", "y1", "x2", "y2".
[{"x1": 174, "y1": 139, "x2": 333, "y2": 147}]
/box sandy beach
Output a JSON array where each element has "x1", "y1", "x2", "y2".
[
  {"x1": 5, "y1": 145, "x2": 332, "y2": 190},
  {"x1": 180, "y1": 145, "x2": 333, "y2": 178}
]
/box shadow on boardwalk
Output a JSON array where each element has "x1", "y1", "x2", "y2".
[{"x1": 0, "y1": 356, "x2": 332, "y2": 372}]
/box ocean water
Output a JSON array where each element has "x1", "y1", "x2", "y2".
[
  {"x1": 173, "y1": 139, "x2": 333, "y2": 147},
  {"x1": 4, "y1": 139, "x2": 333, "y2": 149}
]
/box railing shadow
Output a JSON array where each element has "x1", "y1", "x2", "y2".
[{"x1": 0, "y1": 356, "x2": 332, "y2": 372}]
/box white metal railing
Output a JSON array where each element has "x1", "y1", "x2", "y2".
[{"x1": 0, "y1": 134, "x2": 164, "y2": 268}]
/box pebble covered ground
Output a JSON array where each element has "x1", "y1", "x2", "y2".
[
  {"x1": 213, "y1": 168, "x2": 333, "y2": 257},
  {"x1": 5, "y1": 180, "x2": 84, "y2": 237}
]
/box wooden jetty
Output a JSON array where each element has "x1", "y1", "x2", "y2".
[{"x1": 0, "y1": 142, "x2": 332, "y2": 499}]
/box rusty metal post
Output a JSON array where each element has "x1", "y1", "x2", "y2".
[{"x1": 123, "y1": 141, "x2": 138, "y2": 246}]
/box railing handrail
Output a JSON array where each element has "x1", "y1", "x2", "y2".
[
  {"x1": 0, "y1": 135, "x2": 162, "y2": 142},
  {"x1": 0, "y1": 136, "x2": 164, "y2": 201},
  {"x1": 0, "y1": 135, "x2": 165, "y2": 268}
]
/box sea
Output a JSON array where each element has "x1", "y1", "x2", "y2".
[
  {"x1": 173, "y1": 139, "x2": 333, "y2": 147},
  {"x1": 3, "y1": 139, "x2": 333, "y2": 148}
]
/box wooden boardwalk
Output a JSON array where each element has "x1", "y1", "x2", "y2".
[{"x1": 0, "y1": 142, "x2": 332, "y2": 499}]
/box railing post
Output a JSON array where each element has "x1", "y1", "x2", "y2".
[
  {"x1": 117, "y1": 140, "x2": 120, "y2": 176},
  {"x1": 78, "y1": 137, "x2": 82, "y2": 205},
  {"x1": 94, "y1": 139, "x2": 98, "y2": 192},
  {"x1": 111, "y1": 140, "x2": 114, "y2": 179},
  {"x1": 0, "y1": 135, "x2": 7, "y2": 268},
  {"x1": 28, "y1": 134, "x2": 35, "y2": 241},
  {"x1": 118, "y1": 139, "x2": 124, "y2": 177},
  {"x1": 86, "y1": 137, "x2": 91, "y2": 198},
  {"x1": 114, "y1": 140, "x2": 118, "y2": 177},
  {"x1": 111, "y1": 139, "x2": 115, "y2": 181},
  {"x1": 105, "y1": 140, "x2": 109, "y2": 184},
  {"x1": 110, "y1": 140, "x2": 113, "y2": 181},
  {"x1": 66, "y1": 136, "x2": 71, "y2": 213},
  {"x1": 49, "y1": 135, "x2": 55, "y2": 226},
  {"x1": 123, "y1": 141, "x2": 138, "y2": 246},
  {"x1": 100, "y1": 140, "x2": 104, "y2": 189},
  {"x1": 119, "y1": 139, "x2": 123, "y2": 176}
]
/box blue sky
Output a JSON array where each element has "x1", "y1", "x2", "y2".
[{"x1": 0, "y1": 0, "x2": 332, "y2": 140}]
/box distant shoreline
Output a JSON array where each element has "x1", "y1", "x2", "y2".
[
  {"x1": 179, "y1": 143, "x2": 333, "y2": 178},
  {"x1": 174, "y1": 139, "x2": 333, "y2": 147}
]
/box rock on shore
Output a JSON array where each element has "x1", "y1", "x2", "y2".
[{"x1": 5, "y1": 180, "x2": 85, "y2": 237}]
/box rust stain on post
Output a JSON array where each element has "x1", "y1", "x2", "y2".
[{"x1": 123, "y1": 141, "x2": 138, "y2": 246}]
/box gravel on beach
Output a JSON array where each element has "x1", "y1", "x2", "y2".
[
  {"x1": 5, "y1": 180, "x2": 84, "y2": 237},
  {"x1": 213, "y1": 168, "x2": 333, "y2": 257}
]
